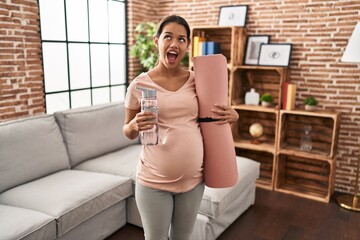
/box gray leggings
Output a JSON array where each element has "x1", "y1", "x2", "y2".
[{"x1": 135, "y1": 181, "x2": 205, "y2": 240}]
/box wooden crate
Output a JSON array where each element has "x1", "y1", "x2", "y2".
[
  {"x1": 190, "y1": 26, "x2": 246, "y2": 67},
  {"x1": 233, "y1": 108, "x2": 278, "y2": 154},
  {"x1": 236, "y1": 148, "x2": 275, "y2": 190},
  {"x1": 278, "y1": 110, "x2": 341, "y2": 159},
  {"x1": 275, "y1": 154, "x2": 334, "y2": 202},
  {"x1": 229, "y1": 66, "x2": 288, "y2": 106}
]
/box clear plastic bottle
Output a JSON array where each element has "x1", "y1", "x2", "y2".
[
  {"x1": 300, "y1": 125, "x2": 312, "y2": 151},
  {"x1": 136, "y1": 86, "x2": 159, "y2": 145}
]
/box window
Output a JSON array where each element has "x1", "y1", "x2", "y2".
[{"x1": 38, "y1": 0, "x2": 127, "y2": 113}]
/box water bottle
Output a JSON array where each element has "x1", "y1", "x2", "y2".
[{"x1": 136, "y1": 86, "x2": 159, "y2": 145}]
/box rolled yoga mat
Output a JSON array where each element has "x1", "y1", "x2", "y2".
[{"x1": 193, "y1": 54, "x2": 238, "y2": 188}]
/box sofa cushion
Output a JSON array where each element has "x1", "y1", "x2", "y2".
[
  {"x1": 199, "y1": 156, "x2": 260, "y2": 219},
  {"x1": 0, "y1": 115, "x2": 70, "y2": 193},
  {"x1": 0, "y1": 204, "x2": 56, "y2": 240},
  {"x1": 74, "y1": 144, "x2": 142, "y2": 182},
  {"x1": 54, "y1": 102, "x2": 139, "y2": 167},
  {"x1": 0, "y1": 170, "x2": 132, "y2": 237}
]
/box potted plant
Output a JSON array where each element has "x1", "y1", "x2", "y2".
[
  {"x1": 304, "y1": 96, "x2": 318, "y2": 111},
  {"x1": 130, "y1": 22, "x2": 188, "y2": 71},
  {"x1": 260, "y1": 93, "x2": 274, "y2": 107},
  {"x1": 130, "y1": 22, "x2": 158, "y2": 71}
]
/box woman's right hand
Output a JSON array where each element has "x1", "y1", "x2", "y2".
[
  {"x1": 132, "y1": 111, "x2": 157, "y2": 132},
  {"x1": 124, "y1": 108, "x2": 156, "y2": 140}
]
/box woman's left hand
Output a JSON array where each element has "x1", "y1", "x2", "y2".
[{"x1": 211, "y1": 104, "x2": 239, "y2": 125}]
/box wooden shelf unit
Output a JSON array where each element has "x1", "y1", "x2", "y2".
[
  {"x1": 189, "y1": 25, "x2": 341, "y2": 202},
  {"x1": 230, "y1": 66, "x2": 288, "y2": 190},
  {"x1": 229, "y1": 66, "x2": 289, "y2": 107},
  {"x1": 235, "y1": 148, "x2": 275, "y2": 190},
  {"x1": 189, "y1": 26, "x2": 246, "y2": 69},
  {"x1": 275, "y1": 110, "x2": 341, "y2": 202}
]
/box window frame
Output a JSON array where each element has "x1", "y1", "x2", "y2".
[{"x1": 38, "y1": 0, "x2": 128, "y2": 113}]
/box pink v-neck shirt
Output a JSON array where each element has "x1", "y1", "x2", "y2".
[{"x1": 125, "y1": 71, "x2": 204, "y2": 193}]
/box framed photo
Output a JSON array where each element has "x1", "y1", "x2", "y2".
[
  {"x1": 258, "y1": 44, "x2": 292, "y2": 67},
  {"x1": 244, "y1": 35, "x2": 270, "y2": 65},
  {"x1": 218, "y1": 5, "x2": 248, "y2": 27}
]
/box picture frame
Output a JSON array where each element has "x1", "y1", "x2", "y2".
[
  {"x1": 244, "y1": 35, "x2": 270, "y2": 65},
  {"x1": 218, "y1": 5, "x2": 248, "y2": 27},
  {"x1": 258, "y1": 44, "x2": 292, "y2": 67}
]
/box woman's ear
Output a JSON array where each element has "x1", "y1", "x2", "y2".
[{"x1": 154, "y1": 36, "x2": 159, "y2": 48}]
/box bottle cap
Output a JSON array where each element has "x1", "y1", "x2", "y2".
[{"x1": 136, "y1": 86, "x2": 157, "y2": 99}]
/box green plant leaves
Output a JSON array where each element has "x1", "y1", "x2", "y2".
[{"x1": 131, "y1": 22, "x2": 158, "y2": 71}]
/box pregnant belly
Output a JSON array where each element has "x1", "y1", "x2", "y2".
[{"x1": 141, "y1": 131, "x2": 204, "y2": 181}]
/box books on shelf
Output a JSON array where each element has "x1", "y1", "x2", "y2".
[
  {"x1": 206, "y1": 42, "x2": 221, "y2": 55},
  {"x1": 193, "y1": 36, "x2": 206, "y2": 57},
  {"x1": 193, "y1": 36, "x2": 221, "y2": 56},
  {"x1": 282, "y1": 82, "x2": 296, "y2": 110}
]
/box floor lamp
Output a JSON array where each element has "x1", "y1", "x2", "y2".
[{"x1": 336, "y1": 21, "x2": 360, "y2": 211}]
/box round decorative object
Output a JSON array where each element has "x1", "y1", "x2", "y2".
[{"x1": 249, "y1": 123, "x2": 264, "y2": 138}]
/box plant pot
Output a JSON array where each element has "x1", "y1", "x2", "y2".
[
  {"x1": 261, "y1": 101, "x2": 272, "y2": 107},
  {"x1": 305, "y1": 105, "x2": 316, "y2": 111}
]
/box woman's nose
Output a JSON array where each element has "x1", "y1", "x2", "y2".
[{"x1": 169, "y1": 40, "x2": 179, "y2": 48}]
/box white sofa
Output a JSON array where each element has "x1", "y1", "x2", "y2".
[{"x1": 0, "y1": 102, "x2": 259, "y2": 240}]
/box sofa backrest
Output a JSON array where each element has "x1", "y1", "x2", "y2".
[
  {"x1": 0, "y1": 115, "x2": 71, "y2": 193},
  {"x1": 54, "y1": 102, "x2": 139, "y2": 167}
]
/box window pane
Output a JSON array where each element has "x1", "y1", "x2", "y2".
[
  {"x1": 93, "y1": 87, "x2": 110, "y2": 105},
  {"x1": 109, "y1": 44, "x2": 126, "y2": 85},
  {"x1": 66, "y1": 0, "x2": 88, "y2": 41},
  {"x1": 71, "y1": 90, "x2": 91, "y2": 108},
  {"x1": 108, "y1": 1, "x2": 125, "y2": 43},
  {"x1": 39, "y1": 0, "x2": 66, "y2": 40},
  {"x1": 89, "y1": 0, "x2": 108, "y2": 42},
  {"x1": 40, "y1": 0, "x2": 127, "y2": 113},
  {"x1": 91, "y1": 44, "x2": 109, "y2": 87},
  {"x1": 111, "y1": 85, "x2": 126, "y2": 102},
  {"x1": 45, "y1": 93, "x2": 70, "y2": 114},
  {"x1": 42, "y1": 42, "x2": 69, "y2": 92},
  {"x1": 68, "y1": 43, "x2": 91, "y2": 89}
]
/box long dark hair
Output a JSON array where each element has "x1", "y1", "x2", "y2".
[{"x1": 155, "y1": 15, "x2": 191, "y2": 41}]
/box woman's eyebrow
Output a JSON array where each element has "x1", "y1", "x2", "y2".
[{"x1": 163, "y1": 31, "x2": 186, "y2": 38}]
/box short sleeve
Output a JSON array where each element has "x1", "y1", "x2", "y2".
[{"x1": 125, "y1": 78, "x2": 141, "y2": 110}]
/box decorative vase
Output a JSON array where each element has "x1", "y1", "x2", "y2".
[
  {"x1": 300, "y1": 125, "x2": 312, "y2": 151},
  {"x1": 305, "y1": 105, "x2": 316, "y2": 111},
  {"x1": 245, "y1": 88, "x2": 259, "y2": 105}
]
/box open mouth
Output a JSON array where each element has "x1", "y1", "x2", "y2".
[{"x1": 167, "y1": 51, "x2": 178, "y2": 63}]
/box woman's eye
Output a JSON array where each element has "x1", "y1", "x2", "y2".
[
  {"x1": 164, "y1": 35, "x2": 171, "y2": 40},
  {"x1": 179, "y1": 38, "x2": 186, "y2": 43}
]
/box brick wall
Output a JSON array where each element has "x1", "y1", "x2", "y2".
[
  {"x1": 127, "y1": 0, "x2": 159, "y2": 82},
  {"x1": 0, "y1": 0, "x2": 44, "y2": 120},
  {"x1": 1, "y1": 0, "x2": 360, "y2": 194}
]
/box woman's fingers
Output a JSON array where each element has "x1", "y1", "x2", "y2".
[
  {"x1": 211, "y1": 104, "x2": 239, "y2": 124},
  {"x1": 135, "y1": 112, "x2": 157, "y2": 130}
]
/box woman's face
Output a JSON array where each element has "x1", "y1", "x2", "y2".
[{"x1": 154, "y1": 22, "x2": 190, "y2": 69}]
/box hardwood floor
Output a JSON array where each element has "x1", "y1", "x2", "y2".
[{"x1": 106, "y1": 188, "x2": 360, "y2": 240}]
